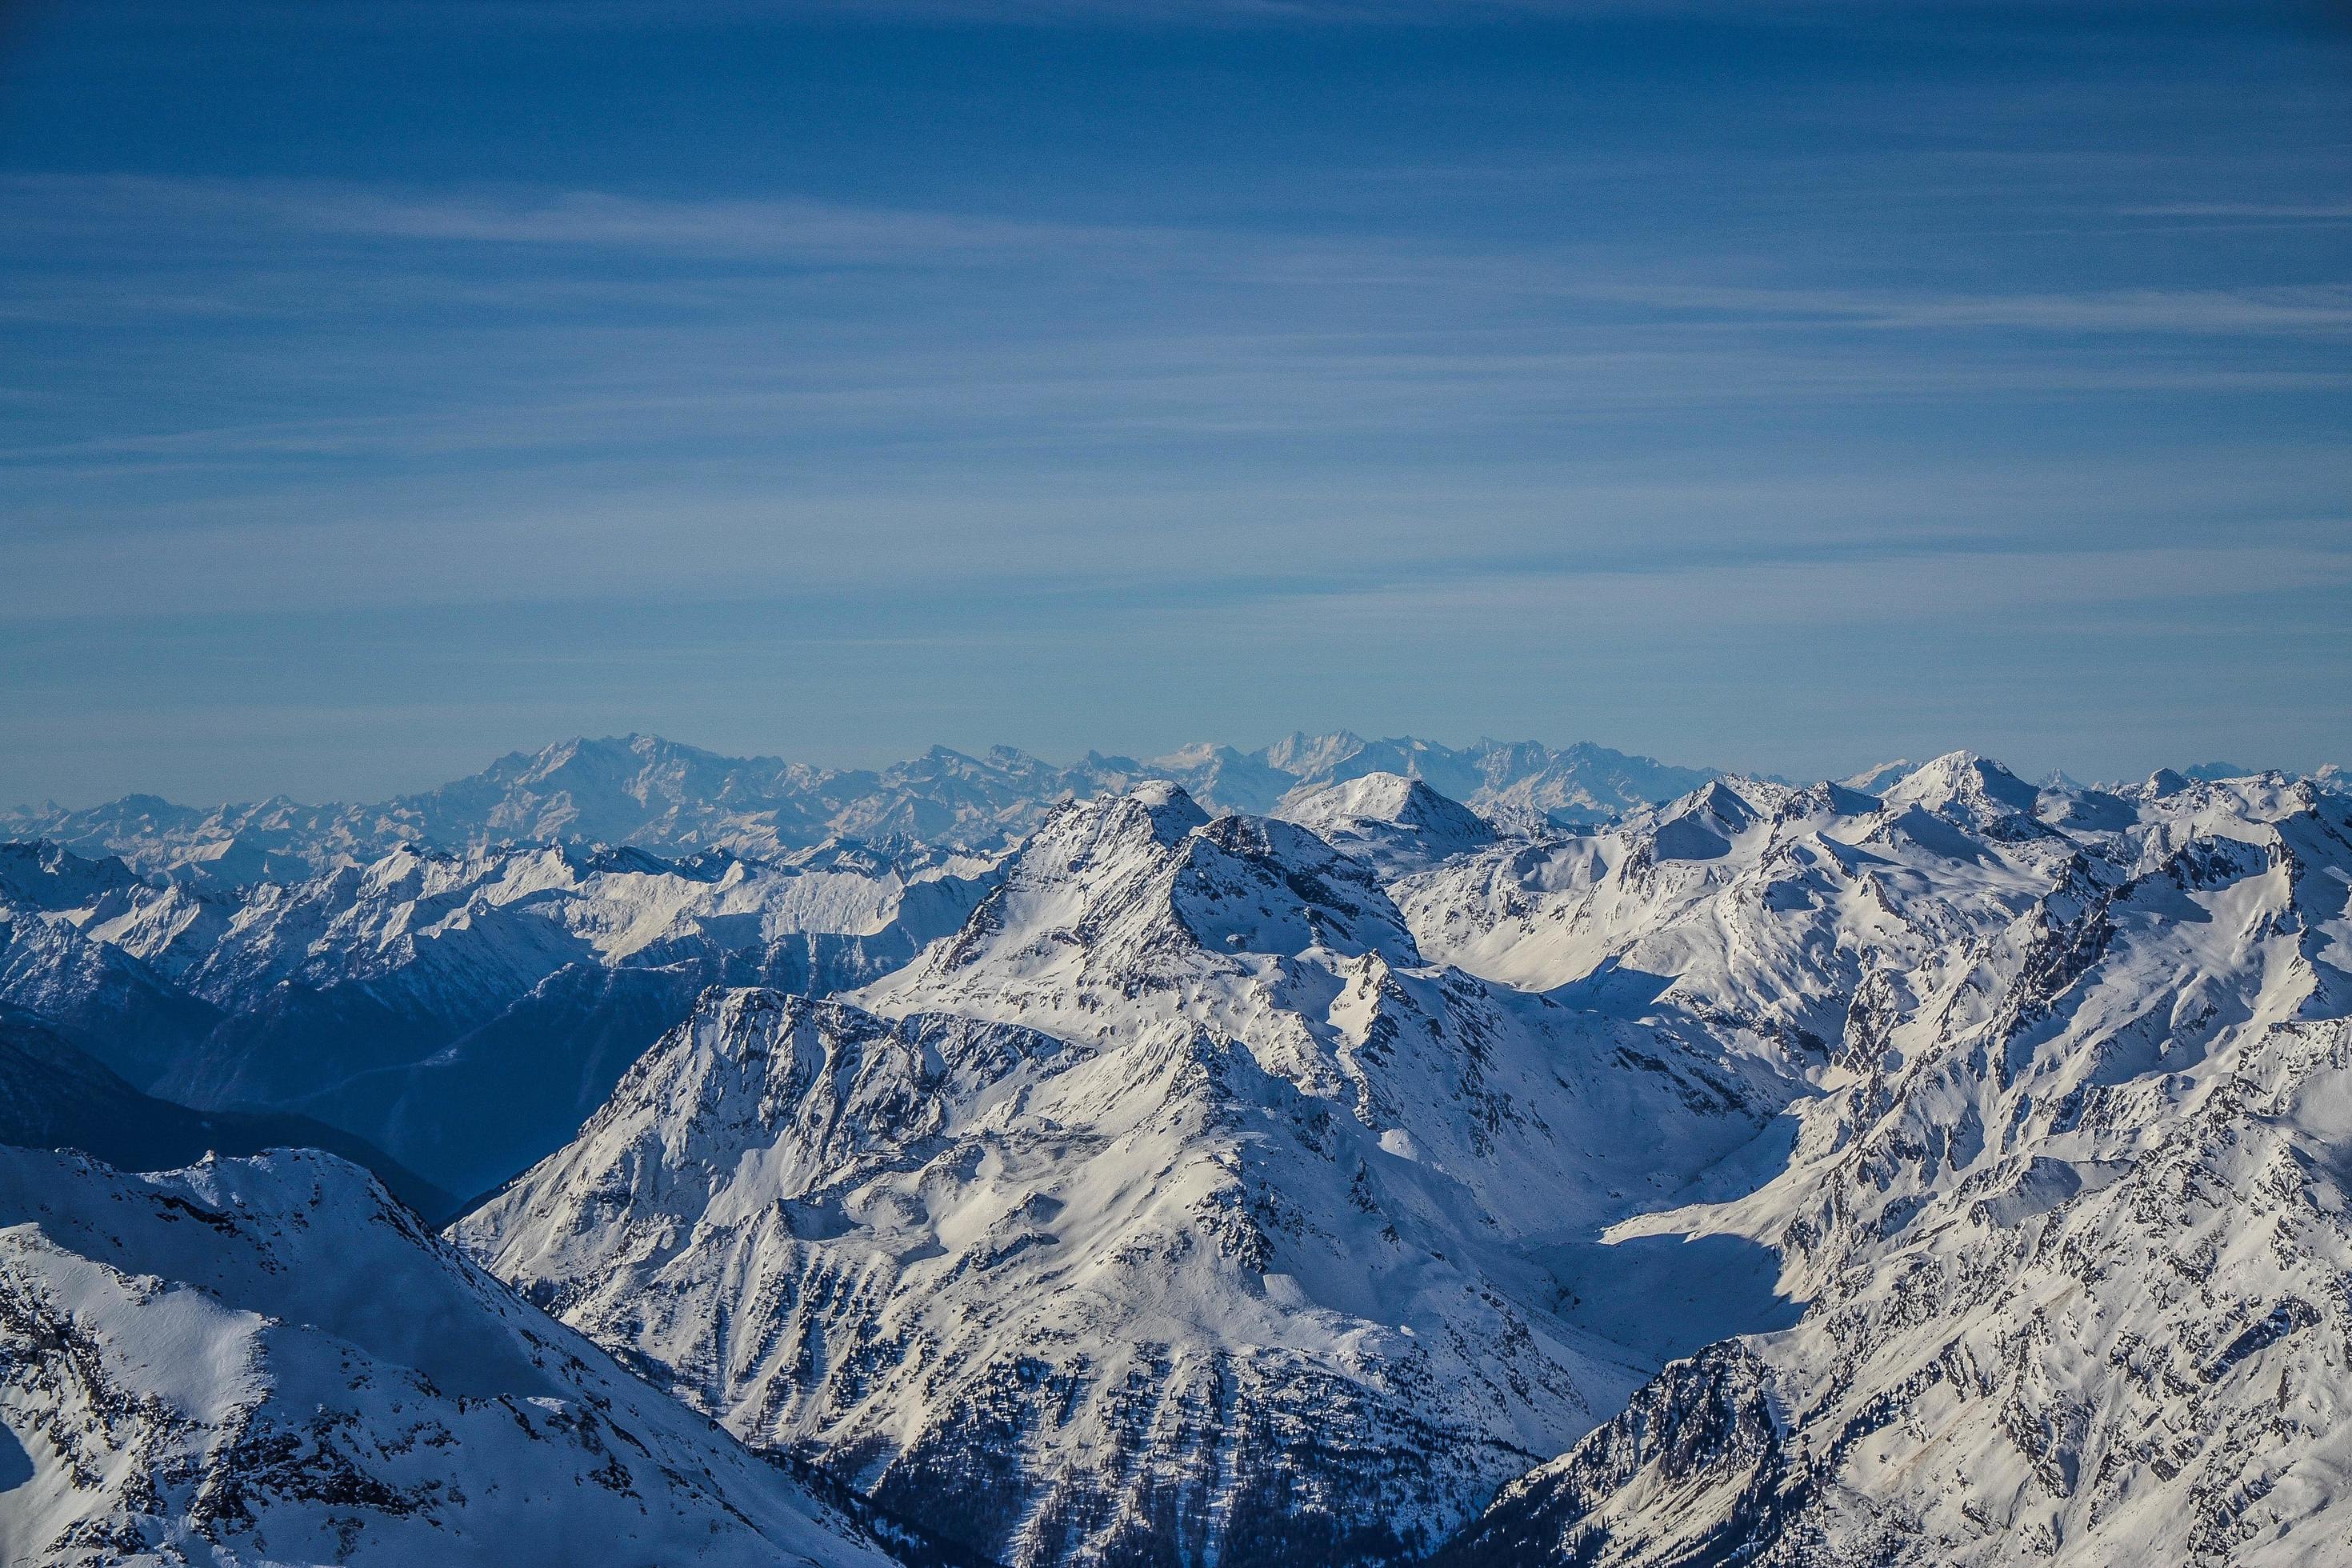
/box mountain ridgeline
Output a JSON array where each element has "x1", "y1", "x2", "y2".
[
  {"x1": 1, "y1": 737, "x2": 2348, "y2": 1566},
  {"x1": 6, "y1": 731, "x2": 1715, "y2": 883}
]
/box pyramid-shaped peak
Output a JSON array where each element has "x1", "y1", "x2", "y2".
[
  {"x1": 1883, "y1": 750, "x2": 2040, "y2": 814},
  {"x1": 1277, "y1": 771, "x2": 1484, "y2": 834},
  {"x1": 1130, "y1": 778, "x2": 1205, "y2": 813},
  {"x1": 1655, "y1": 778, "x2": 1761, "y2": 830},
  {"x1": 1694, "y1": 778, "x2": 1762, "y2": 825}
]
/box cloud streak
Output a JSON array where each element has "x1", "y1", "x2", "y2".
[
  {"x1": 3, "y1": 0, "x2": 2346, "y2": 800},
  {"x1": 14, "y1": 174, "x2": 2352, "y2": 339}
]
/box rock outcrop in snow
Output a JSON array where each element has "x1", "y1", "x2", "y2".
[{"x1": 1435, "y1": 768, "x2": 2352, "y2": 1566}]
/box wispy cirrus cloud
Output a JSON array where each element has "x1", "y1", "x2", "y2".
[
  {"x1": 14, "y1": 174, "x2": 2352, "y2": 344},
  {"x1": 5, "y1": 0, "x2": 2348, "y2": 801},
  {"x1": 0, "y1": 173, "x2": 1161, "y2": 264},
  {"x1": 2115, "y1": 201, "x2": 2352, "y2": 228},
  {"x1": 1586, "y1": 281, "x2": 2352, "y2": 335},
  {"x1": 125, "y1": 0, "x2": 2169, "y2": 28}
]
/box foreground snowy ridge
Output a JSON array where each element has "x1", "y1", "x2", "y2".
[{"x1": 0, "y1": 1145, "x2": 896, "y2": 1567}]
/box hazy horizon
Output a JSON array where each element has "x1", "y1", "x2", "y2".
[{"x1": 6, "y1": 724, "x2": 2330, "y2": 818}]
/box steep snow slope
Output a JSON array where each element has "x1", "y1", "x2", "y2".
[
  {"x1": 0, "y1": 1146, "x2": 898, "y2": 1568},
  {"x1": 458, "y1": 786, "x2": 1807, "y2": 1568},
  {"x1": 161, "y1": 840, "x2": 994, "y2": 1197},
  {"x1": 1438, "y1": 770, "x2": 2352, "y2": 1566},
  {"x1": 0, "y1": 902, "x2": 221, "y2": 1090},
  {"x1": 0, "y1": 842, "x2": 226, "y2": 1085}
]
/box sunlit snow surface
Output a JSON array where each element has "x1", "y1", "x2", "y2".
[
  {"x1": 0, "y1": 1146, "x2": 894, "y2": 1567},
  {"x1": 1438, "y1": 763, "x2": 2352, "y2": 1566},
  {"x1": 6, "y1": 746, "x2": 2350, "y2": 1566}
]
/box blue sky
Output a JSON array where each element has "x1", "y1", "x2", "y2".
[{"x1": 3, "y1": 1, "x2": 2348, "y2": 805}]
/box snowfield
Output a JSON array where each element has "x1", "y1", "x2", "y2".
[
  {"x1": 1437, "y1": 766, "x2": 2352, "y2": 1566},
  {"x1": 0, "y1": 1146, "x2": 895, "y2": 1567},
  {"x1": 2, "y1": 737, "x2": 2348, "y2": 1566}
]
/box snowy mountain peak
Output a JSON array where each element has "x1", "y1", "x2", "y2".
[
  {"x1": 1839, "y1": 757, "x2": 1915, "y2": 794},
  {"x1": 1880, "y1": 748, "x2": 2042, "y2": 815},
  {"x1": 1278, "y1": 770, "x2": 1471, "y2": 829},
  {"x1": 892, "y1": 784, "x2": 1422, "y2": 1033},
  {"x1": 0, "y1": 838, "x2": 144, "y2": 914},
  {"x1": 1635, "y1": 777, "x2": 1768, "y2": 862},
  {"x1": 1151, "y1": 739, "x2": 1246, "y2": 768},
  {"x1": 1674, "y1": 777, "x2": 1763, "y2": 831},
  {"x1": 1274, "y1": 772, "x2": 1501, "y2": 876},
  {"x1": 1124, "y1": 777, "x2": 1213, "y2": 838},
  {"x1": 462, "y1": 780, "x2": 1802, "y2": 1566},
  {"x1": 1262, "y1": 727, "x2": 1370, "y2": 778}
]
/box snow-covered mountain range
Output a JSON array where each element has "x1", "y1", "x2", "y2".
[
  {"x1": 2, "y1": 740, "x2": 2348, "y2": 1566},
  {"x1": 1434, "y1": 766, "x2": 2352, "y2": 1566},
  {"x1": 0, "y1": 833, "x2": 994, "y2": 1205},
  {"x1": 0, "y1": 732, "x2": 1706, "y2": 1207},
  {"x1": 449, "y1": 753, "x2": 2352, "y2": 1565},
  {"x1": 6, "y1": 732, "x2": 1714, "y2": 883},
  {"x1": 456, "y1": 784, "x2": 1798, "y2": 1564}
]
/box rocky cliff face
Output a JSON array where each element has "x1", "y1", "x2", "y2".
[{"x1": 1438, "y1": 771, "x2": 2352, "y2": 1566}]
